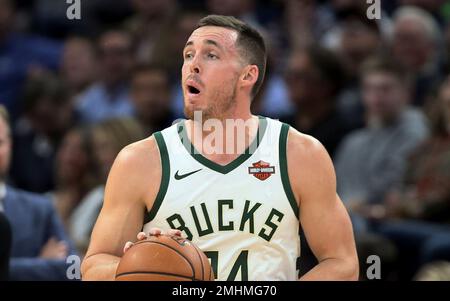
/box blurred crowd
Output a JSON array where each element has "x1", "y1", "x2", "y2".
[{"x1": 0, "y1": 0, "x2": 449, "y2": 280}]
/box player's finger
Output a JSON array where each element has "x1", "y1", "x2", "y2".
[
  {"x1": 167, "y1": 229, "x2": 182, "y2": 237},
  {"x1": 136, "y1": 232, "x2": 147, "y2": 240},
  {"x1": 148, "y1": 228, "x2": 163, "y2": 236},
  {"x1": 123, "y1": 241, "x2": 134, "y2": 253}
]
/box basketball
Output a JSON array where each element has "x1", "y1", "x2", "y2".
[{"x1": 115, "y1": 235, "x2": 214, "y2": 281}]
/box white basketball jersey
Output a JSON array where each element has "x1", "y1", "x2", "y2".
[{"x1": 143, "y1": 116, "x2": 300, "y2": 281}]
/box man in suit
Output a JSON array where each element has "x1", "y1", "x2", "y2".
[
  {"x1": 0, "y1": 105, "x2": 77, "y2": 280},
  {"x1": 0, "y1": 211, "x2": 11, "y2": 280}
]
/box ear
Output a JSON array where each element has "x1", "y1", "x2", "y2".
[{"x1": 239, "y1": 65, "x2": 259, "y2": 93}]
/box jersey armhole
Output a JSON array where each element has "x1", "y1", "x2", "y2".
[
  {"x1": 143, "y1": 131, "x2": 170, "y2": 224},
  {"x1": 279, "y1": 123, "x2": 300, "y2": 218}
]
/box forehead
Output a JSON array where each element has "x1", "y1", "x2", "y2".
[
  {"x1": 187, "y1": 26, "x2": 239, "y2": 49},
  {"x1": 364, "y1": 71, "x2": 400, "y2": 84}
]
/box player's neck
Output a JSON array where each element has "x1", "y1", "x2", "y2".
[{"x1": 186, "y1": 113, "x2": 260, "y2": 164}]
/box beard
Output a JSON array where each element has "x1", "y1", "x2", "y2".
[{"x1": 184, "y1": 79, "x2": 238, "y2": 122}]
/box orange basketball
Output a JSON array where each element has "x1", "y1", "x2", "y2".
[{"x1": 115, "y1": 235, "x2": 214, "y2": 281}]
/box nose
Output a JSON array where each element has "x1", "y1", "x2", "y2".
[{"x1": 189, "y1": 55, "x2": 201, "y2": 74}]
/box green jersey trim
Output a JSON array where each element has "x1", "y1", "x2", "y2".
[
  {"x1": 177, "y1": 116, "x2": 268, "y2": 174},
  {"x1": 144, "y1": 131, "x2": 170, "y2": 224},
  {"x1": 279, "y1": 123, "x2": 299, "y2": 218}
]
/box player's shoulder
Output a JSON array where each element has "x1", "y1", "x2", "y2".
[
  {"x1": 286, "y1": 126, "x2": 329, "y2": 160},
  {"x1": 112, "y1": 135, "x2": 161, "y2": 178}
]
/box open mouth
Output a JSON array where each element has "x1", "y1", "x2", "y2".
[{"x1": 187, "y1": 85, "x2": 200, "y2": 95}]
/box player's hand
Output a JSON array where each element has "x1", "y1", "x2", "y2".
[{"x1": 123, "y1": 228, "x2": 182, "y2": 253}]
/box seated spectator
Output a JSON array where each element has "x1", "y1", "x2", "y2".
[
  {"x1": 334, "y1": 6, "x2": 385, "y2": 130},
  {"x1": 124, "y1": 0, "x2": 177, "y2": 64},
  {"x1": 69, "y1": 118, "x2": 144, "y2": 256},
  {"x1": 130, "y1": 64, "x2": 175, "y2": 135},
  {"x1": 391, "y1": 6, "x2": 443, "y2": 106},
  {"x1": 49, "y1": 127, "x2": 95, "y2": 231},
  {"x1": 281, "y1": 46, "x2": 353, "y2": 157},
  {"x1": 75, "y1": 30, "x2": 135, "y2": 124},
  {"x1": 0, "y1": 212, "x2": 11, "y2": 280},
  {"x1": 60, "y1": 37, "x2": 99, "y2": 100},
  {"x1": 381, "y1": 75, "x2": 450, "y2": 222},
  {"x1": 10, "y1": 73, "x2": 74, "y2": 193},
  {"x1": 355, "y1": 75, "x2": 450, "y2": 279},
  {"x1": 335, "y1": 56, "x2": 429, "y2": 214},
  {"x1": 0, "y1": 105, "x2": 77, "y2": 280},
  {"x1": 0, "y1": 0, "x2": 62, "y2": 120}
]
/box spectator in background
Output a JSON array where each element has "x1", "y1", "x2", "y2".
[
  {"x1": 75, "y1": 30, "x2": 135, "y2": 124},
  {"x1": 352, "y1": 74, "x2": 450, "y2": 279},
  {"x1": 0, "y1": 105, "x2": 77, "y2": 280},
  {"x1": 335, "y1": 6, "x2": 385, "y2": 130},
  {"x1": 335, "y1": 56, "x2": 429, "y2": 224},
  {"x1": 49, "y1": 127, "x2": 94, "y2": 231},
  {"x1": 398, "y1": 0, "x2": 448, "y2": 25},
  {"x1": 124, "y1": 0, "x2": 177, "y2": 64},
  {"x1": 69, "y1": 118, "x2": 144, "y2": 255},
  {"x1": 0, "y1": 0, "x2": 62, "y2": 120},
  {"x1": 60, "y1": 37, "x2": 98, "y2": 100},
  {"x1": 381, "y1": 75, "x2": 450, "y2": 222},
  {"x1": 130, "y1": 64, "x2": 175, "y2": 136},
  {"x1": 0, "y1": 212, "x2": 11, "y2": 280},
  {"x1": 391, "y1": 6, "x2": 443, "y2": 106},
  {"x1": 10, "y1": 73, "x2": 74, "y2": 193},
  {"x1": 281, "y1": 46, "x2": 352, "y2": 157}
]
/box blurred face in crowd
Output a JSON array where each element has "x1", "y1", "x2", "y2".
[
  {"x1": 30, "y1": 95, "x2": 73, "y2": 137},
  {"x1": 340, "y1": 21, "x2": 380, "y2": 76},
  {"x1": 0, "y1": 0, "x2": 13, "y2": 39},
  {"x1": 0, "y1": 116, "x2": 11, "y2": 181},
  {"x1": 285, "y1": 51, "x2": 325, "y2": 106},
  {"x1": 92, "y1": 129, "x2": 118, "y2": 182},
  {"x1": 182, "y1": 26, "x2": 248, "y2": 120},
  {"x1": 131, "y1": 69, "x2": 171, "y2": 122},
  {"x1": 362, "y1": 71, "x2": 409, "y2": 123},
  {"x1": 392, "y1": 17, "x2": 434, "y2": 71},
  {"x1": 56, "y1": 129, "x2": 89, "y2": 186},
  {"x1": 61, "y1": 38, "x2": 98, "y2": 92},
  {"x1": 98, "y1": 31, "x2": 133, "y2": 87}
]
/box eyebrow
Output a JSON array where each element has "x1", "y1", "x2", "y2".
[{"x1": 183, "y1": 39, "x2": 224, "y2": 51}]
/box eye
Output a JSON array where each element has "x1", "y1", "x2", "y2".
[
  {"x1": 184, "y1": 52, "x2": 194, "y2": 60},
  {"x1": 207, "y1": 53, "x2": 218, "y2": 60}
]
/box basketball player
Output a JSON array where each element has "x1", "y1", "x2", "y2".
[{"x1": 81, "y1": 15, "x2": 358, "y2": 281}]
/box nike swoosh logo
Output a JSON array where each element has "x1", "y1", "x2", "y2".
[{"x1": 174, "y1": 169, "x2": 202, "y2": 180}]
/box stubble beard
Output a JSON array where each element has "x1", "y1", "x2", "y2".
[{"x1": 184, "y1": 80, "x2": 238, "y2": 123}]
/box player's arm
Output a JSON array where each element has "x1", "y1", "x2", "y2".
[
  {"x1": 81, "y1": 137, "x2": 161, "y2": 280},
  {"x1": 287, "y1": 129, "x2": 359, "y2": 281}
]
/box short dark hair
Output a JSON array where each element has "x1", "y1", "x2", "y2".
[
  {"x1": 131, "y1": 63, "x2": 170, "y2": 81},
  {"x1": 291, "y1": 46, "x2": 346, "y2": 97},
  {"x1": 22, "y1": 73, "x2": 69, "y2": 113},
  {"x1": 196, "y1": 15, "x2": 267, "y2": 98},
  {"x1": 361, "y1": 55, "x2": 409, "y2": 84}
]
